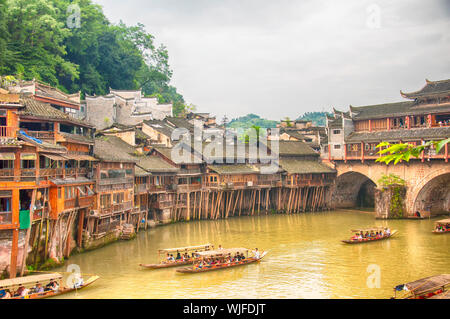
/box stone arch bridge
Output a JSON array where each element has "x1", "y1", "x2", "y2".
[{"x1": 331, "y1": 160, "x2": 450, "y2": 217}]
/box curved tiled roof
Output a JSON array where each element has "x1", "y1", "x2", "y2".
[
  {"x1": 345, "y1": 127, "x2": 450, "y2": 143},
  {"x1": 401, "y1": 79, "x2": 450, "y2": 99}
]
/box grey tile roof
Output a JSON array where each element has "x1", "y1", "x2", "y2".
[
  {"x1": 345, "y1": 127, "x2": 450, "y2": 143},
  {"x1": 279, "y1": 158, "x2": 336, "y2": 174}
]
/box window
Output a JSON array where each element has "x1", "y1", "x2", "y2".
[
  {"x1": 333, "y1": 130, "x2": 341, "y2": 134},
  {"x1": 0, "y1": 109, "x2": 7, "y2": 126},
  {"x1": 100, "y1": 194, "x2": 111, "y2": 208},
  {"x1": 334, "y1": 144, "x2": 341, "y2": 150},
  {"x1": 113, "y1": 192, "x2": 124, "y2": 204},
  {"x1": 0, "y1": 160, "x2": 13, "y2": 169},
  {"x1": 64, "y1": 186, "x2": 75, "y2": 199},
  {"x1": 21, "y1": 160, "x2": 35, "y2": 169}
]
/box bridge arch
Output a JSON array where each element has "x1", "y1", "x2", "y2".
[
  {"x1": 332, "y1": 171, "x2": 377, "y2": 209},
  {"x1": 410, "y1": 170, "x2": 450, "y2": 216}
]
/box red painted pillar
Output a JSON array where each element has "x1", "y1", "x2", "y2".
[
  {"x1": 445, "y1": 142, "x2": 448, "y2": 163},
  {"x1": 387, "y1": 118, "x2": 390, "y2": 131},
  {"x1": 344, "y1": 144, "x2": 347, "y2": 163},
  {"x1": 421, "y1": 139, "x2": 425, "y2": 162},
  {"x1": 369, "y1": 119, "x2": 372, "y2": 132},
  {"x1": 361, "y1": 142, "x2": 364, "y2": 163}
]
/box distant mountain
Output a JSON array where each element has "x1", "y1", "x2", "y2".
[
  {"x1": 297, "y1": 112, "x2": 331, "y2": 127},
  {"x1": 228, "y1": 113, "x2": 278, "y2": 129}
]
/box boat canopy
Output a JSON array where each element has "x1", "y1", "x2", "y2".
[
  {"x1": 398, "y1": 274, "x2": 450, "y2": 296},
  {"x1": 0, "y1": 273, "x2": 62, "y2": 288},
  {"x1": 195, "y1": 248, "x2": 249, "y2": 257},
  {"x1": 435, "y1": 219, "x2": 450, "y2": 225},
  {"x1": 158, "y1": 243, "x2": 213, "y2": 253},
  {"x1": 350, "y1": 227, "x2": 388, "y2": 232}
]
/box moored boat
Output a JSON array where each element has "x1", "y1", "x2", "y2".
[
  {"x1": 342, "y1": 227, "x2": 397, "y2": 244},
  {"x1": 432, "y1": 219, "x2": 450, "y2": 234},
  {"x1": 139, "y1": 243, "x2": 214, "y2": 269},
  {"x1": 393, "y1": 274, "x2": 450, "y2": 299},
  {"x1": 176, "y1": 248, "x2": 267, "y2": 274},
  {"x1": 0, "y1": 273, "x2": 99, "y2": 299}
]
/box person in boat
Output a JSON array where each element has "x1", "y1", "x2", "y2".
[
  {"x1": 364, "y1": 231, "x2": 369, "y2": 238},
  {"x1": 15, "y1": 284, "x2": 29, "y2": 297},
  {"x1": 385, "y1": 228, "x2": 391, "y2": 236},
  {"x1": 253, "y1": 248, "x2": 260, "y2": 259},
  {"x1": 0, "y1": 289, "x2": 11, "y2": 299},
  {"x1": 183, "y1": 252, "x2": 189, "y2": 260},
  {"x1": 176, "y1": 250, "x2": 182, "y2": 260},
  {"x1": 218, "y1": 245, "x2": 224, "y2": 250},
  {"x1": 73, "y1": 275, "x2": 84, "y2": 288},
  {"x1": 33, "y1": 282, "x2": 44, "y2": 294},
  {"x1": 45, "y1": 279, "x2": 59, "y2": 292}
]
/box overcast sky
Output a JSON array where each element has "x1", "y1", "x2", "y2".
[{"x1": 93, "y1": 0, "x2": 450, "y2": 122}]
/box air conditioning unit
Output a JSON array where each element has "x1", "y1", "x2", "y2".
[
  {"x1": 247, "y1": 181, "x2": 253, "y2": 187},
  {"x1": 89, "y1": 210, "x2": 99, "y2": 217}
]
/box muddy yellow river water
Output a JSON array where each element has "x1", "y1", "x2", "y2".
[{"x1": 54, "y1": 210, "x2": 449, "y2": 299}]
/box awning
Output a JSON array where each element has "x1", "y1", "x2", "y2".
[
  {"x1": 0, "y1": 153, "x2": 15, "y2": 160},
  {"x1": 20, "y1": 153, "x2": 36, "y2": 160},
  {"x1": 63, "y1": 154, "x2": 98, "y2": 161},
  {"x1": 41, "y1": 153, "x2": 66, "y2": 161}
]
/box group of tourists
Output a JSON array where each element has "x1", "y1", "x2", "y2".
[
  {"x1": 194, "y1": 252, "x2": 247, "y2": 270},
  {"x1": 165, "y1": 251, "x2": 195, "y2": 263},
  {"x1": 434, "y1": 223, "x2": 450, "y2": 233},
  {"x1": 0, "y1": 279, "x2": 59, "y2": 299},
  {"x1": 351, "y1": 228, "x2": 391, "y2": 241}
]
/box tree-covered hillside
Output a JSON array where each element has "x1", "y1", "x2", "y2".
[
  {"x1": 228, "y1": 113, "x2": 278, "y2": 129},
  {"x1": 297, "y1": 112, "x2": 330, "y2": 126},
  {"x1": 0, "y1": 0, "x2": 188, "y2": 115}
]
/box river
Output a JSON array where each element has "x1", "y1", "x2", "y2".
[{"x1": 54, "y1": 210, "x2": 449, "y2": 299}]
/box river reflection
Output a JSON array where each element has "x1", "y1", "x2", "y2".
[{"x1": 54, "y1": 211, "x2": 450, "y2": 299}]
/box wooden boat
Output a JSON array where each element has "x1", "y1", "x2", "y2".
[
  {"x1": 0, "y1": 273, "x2": 99, "y2": 299},
  {"x1": 393, "y1": 274, "x2": 450, "y2": 299},
  {"x1": 176, "y1": 248, "x2": 267, "y2": 274},
  {"x1": 432, "y1": 219, "x2": 450, "y2": 234},
  {"x1": 139, "y1": 243, "x2": 214, "y2": 269},
  {"x1": 342, "y1": 227, "x2": 398, "y2": 244}
]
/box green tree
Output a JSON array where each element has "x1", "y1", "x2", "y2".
[{"x1": 376, "y1": 139, "x2": 450, "y2": 165}]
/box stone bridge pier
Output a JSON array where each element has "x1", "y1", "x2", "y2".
[{"x1": 331, "y1": 160, "x2": 450, "y2": 217}]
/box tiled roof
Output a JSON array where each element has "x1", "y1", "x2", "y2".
[
  {"x1": 279, "y1": 158, "x2": 336, "y2": 174},
  {"x1": 137, "y1": 156, "x2": 179, "y2": 173},
  {"x1": 35, "y1": 82, "x2": 80, "y2": 106},
  {"x1": 350, "y1": 101, "x2": 450, "y2": 120},
  {"x1": 208, "y1": 164, "x2": 260, "y2": 175},
  {"x1": 143, "y1": 119, "x2": 174, "y2": 137},
  {"x1": 94, "y1": 136, "x2": 138, "y2": 162},
  {"x1": 268, "y1": 140, "x2": 318, "y2": 157},
  {"x1": 401, "y1": 79, "x2": 450, "y2": 99},
  {"x1": 19, "y1": 97, "x2": 92, "y2": 127},
  {"x1": 345, "y1": 127, "x2": 450, "y2": 143}
]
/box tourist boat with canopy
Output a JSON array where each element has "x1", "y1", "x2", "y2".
[
  {"x1": 0, "y1": 272, "x2": 99, "y2": 299},
  {"x1": 392, "y1": 274, "x2": 450, "y2": 299},
  {"x1": 432, "y1": 219, "x2": 450, "y2": 234},
  {"x1": 139, "y1": 243, "x2": 214, "y2": 269},
  {"x1": 176, "y1": 247, "x2": 267, "y2": 274},
  {"x1": 342, "y1": 227, "x2": 397, "y2": 244}
]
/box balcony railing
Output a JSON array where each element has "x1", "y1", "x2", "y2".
[
  {"x1": 0, "y1": 126, "x2": 16, "y2": 137},
  {"x1": 135, "y1": 184, "x2": 148, "y2": 194},
  {"x1": 100, "y1": 201, "x2": 133, "y2": 216},
  {"x1": 25, "y1": 131, "x2": 55, "y2": 140},
  {"x1": 176, "y1": 184, "x2": 202, "y2": 192}
]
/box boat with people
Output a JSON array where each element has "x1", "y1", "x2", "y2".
[
  {"x1": 342, "y1": 227, "x2": 397, "y2": 244},
  {"x1": 392, "y1": 274, "x2": 450, "y2": 299},
  {"x1": 432, "y1": 219, "x2": 450, "y2": 234},
  {"x1": 176, "y1": 247, "x2": 267, "y2": 274},
  {"x1": 139, "y1": 243, "x2": 214, "y2": 269},
  {"x1": 0, "y1": 272, "x2": 99, "y2": 299}
]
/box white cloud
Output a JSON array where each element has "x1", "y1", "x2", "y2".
[{"x1": 93, "y1": 0, "x2": 450, "y2": 122}]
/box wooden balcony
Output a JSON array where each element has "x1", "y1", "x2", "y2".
[
  {"x1": 0, "y1": 126, "x2": 16, "y2": 137},
  {"x1": 25, "y1": 130, "x2": 55, "y2": 140},
  {"x1": 134, "y1": 184, "x2": 148, "y2": 194},
  {"x1": 176, "y1": 184, "x2": 202, "y2": 193},
  {"x1": 99, "y1": 177, "x2": 134, "y2": 186},
  {"x1": 99, "y1": 201, "x2": 133, "y2": 216}
]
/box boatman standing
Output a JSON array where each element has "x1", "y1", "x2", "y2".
[{"x1": 253, "y1": 248, "x2": 260, "y2": 259}]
